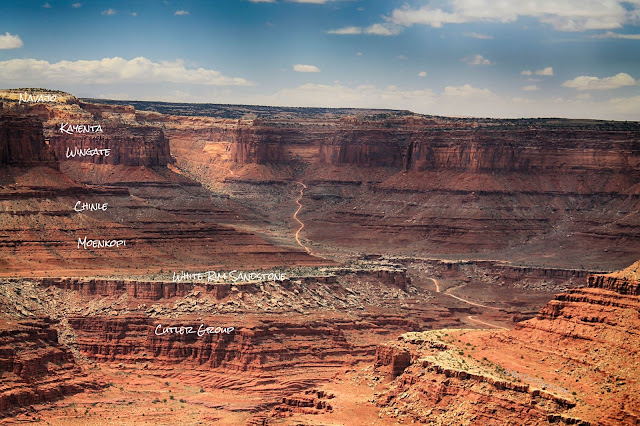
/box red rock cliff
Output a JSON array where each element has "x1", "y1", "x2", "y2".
[
  {"x1": 0, "y1": 114, "x2": 57, "y2": 167},
  {"x1": 0, "y1": 318, "x2": 103, "y2": 416},
  {"x1": 373, "y1": 260, "x2": 640, "y2": 425}
]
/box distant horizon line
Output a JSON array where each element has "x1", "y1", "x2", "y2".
[{"x1": 0, "y1": 88, "x2": 636, "y2": 123}]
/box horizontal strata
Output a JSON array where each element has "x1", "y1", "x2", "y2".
[
  {"x1": 0, "y1": 319, "x2": 104, "y2": 416},
  {"x1": 373, "y1": 264, "x2": 640, "y2": 425}
]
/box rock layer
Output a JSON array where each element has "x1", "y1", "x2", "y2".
[
  {"x1": 154, "y1": 110, "x2": 640, "y2": 269},
  {"x1": 373, "y1": 261, "x2": 640, "y2": 425},
  {"x1": 0, "y1": 318, "x2": 103, "y2": 417}
]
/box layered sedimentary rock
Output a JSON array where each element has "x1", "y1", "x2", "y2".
[
  {"x1": 1, "y1": 91, "x2": 171, "y2": 168},
  {"x1": 0, "y1": 114, "x2": 57, "y2": 167},
  {"x1": 373, "y1": 261, "x2": 640, "y2": 425},
  {"x1": 165, "y1": 114, "x2": 640, "y2": 172},
  {"x1": 67, "y1": 315, "x2": 379, "y2": 371},
  {"x1": 0, "y1": 92, "x2": 325, "y2": 277},
  {"x1": 35, "y1": 266, "x2": 409, "y2": 301},
  {"x1": 143, "y1": 108, "x2": 640, "y2": 269},
  {"x1": 0, "y1": 318, "x2": 103, "y2": 417},
  {"x1": 48, "y1": 124, "x2": 171, "y2": 167}
]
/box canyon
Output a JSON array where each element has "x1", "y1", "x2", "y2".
[{"x1": 1, "y1": 89, "x2": 639, "y2": 424}]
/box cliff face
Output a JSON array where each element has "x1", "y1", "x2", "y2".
[
  {"x1": 0, "y1": 94, "x2": 326, "y2": 277},
  {"x1": 48, "y1": 125, "x2": 171, "y2": 167},
  {"x1": 172, "y1": 116, "x2": 640, "y2": 174},
  {"x1": 160, "y1": 111, "x2": 640, "y2": 269},
  {"x1": 0, "y1": 115, "x2": 57, "y2": 167},
  {"x1": 1, "y1": 93, "x2": 171, "y2": 168},
  {"x1": 373, "y1": 261, "x2": 640, "y2": 425},
  {"x1": 0, "y1": 318, "x2": 103, "y2": 416},
  {"x1": 67, "y1": 315, "x2": 369, "y2": 371}
]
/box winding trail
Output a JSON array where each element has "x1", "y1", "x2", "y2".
[
  {"x1": 293, "y1": 181, "x2": 312, "y2": 254},
  {"x1": 428, "y1": 277, "x2": 507, "y2": 329},
  {"x1": 429, "y1": 277, "x2": 497, "y2": 309},
  {"x1": 429, "y1": 277, "x2": 441, "y2": 293},
  {"x1": 446, "y1": 291, "x2": 496, "y2": 309},
  {"x1": 467, "y1": 315, "x2": 509, "y2": 330}
]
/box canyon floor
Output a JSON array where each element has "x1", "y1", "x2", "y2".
[{"x1": 1, "y1": 91, "x2": 639, "y2": 425}]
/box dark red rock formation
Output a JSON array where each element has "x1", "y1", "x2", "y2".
[
  {"x1": 374, "y1": 344, "x2": 411, "y2": 377},
  {"x1": 66, "y1": 315, "x2": 377, "y2": 371},
  {"x1": 587, "y1": 274, "x2": 640, "y2": 295},
  {"x1": 0, "y1": 318, "x2": 103, "y2": 417},
  {"x1": 0, "y1": 114, "x2": 57, "y2": 167},
  {"x1": 272, "y1": 389, "x2": 334, "y2": 416},
  {"x1": 48, "y1": 125, "x2": 171, "y2": 167},
  {"x1": 177, "y1": 116, "x2": 640, "y2": 175}
]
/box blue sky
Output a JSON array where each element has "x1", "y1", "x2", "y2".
[{"x1": 0, "y1": 0, "x2": 639, "y2": 119}]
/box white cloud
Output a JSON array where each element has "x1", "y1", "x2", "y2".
[
  {"x1": 391, "y1": 6, "x2": 466, "y2": 28},
  {"x1": 562, "y1": 72, "x2": 637, "y2": 90},
  {"x1": 327, "y1": 23, "x2": 402, "y2": 36},
  {"x1": 535, "y1": 66, "x2": 554, "y2": 76},
  {"x1": 131, "y1": 12, "x2": 138, "y2": 16},
  {"x1": 418, "y1": 71, "x2": 427, "y2": 77},
  {"x1": 522, "y1": 85, "x2": 539, "y2": 91},
  {"x1": 465, "y1": 32, "x2": 494, "y2": 39},
  {"x1": 72, "y1": 3, "x2": 82, "y2": 8},
  {"x1": 0, "y1": 57, "x2": 253, "y2": 86},
  {"x1": 101, "y1": 8, "x2": 116, "y2": 15},
  {"x1": 293, "y1": 64, "x2": 321, "y2": 72},
  {"x1": 175, "y1": 10, "x2": 190, "y2": 15},
  {"x1": 463, "y1": 54, "x2": 492, "y2": 65},
  {"x1": 248, "y1": 0, "x2": 276, "y2": 2},
  {"x1": 386, "y1": 1, "x2": 636, "y2": 32},
  {"x1": 327, "y1": 26, "x2": 362, "y2": 35},
  {"x1": 261, "y1": 83, "x2": 436, "y2": 110},
  {"x1": 590, "y1": 31, "x2": 640, "y2": 39},
  {"x1": 444, "y1": 84, "x2": 494, "y2": 97},
  {"x1": 356, "y1": 51, "x2": 363, "y2": 56},
  {"x1": 397, "y1": 54, "x2": 408, "y2": 60},
  {"x1": 42, "y1": 2, "x2": 52, "y2": 8},
  {"x1": 0, "y1": 32, "x2": 23, "y2": 50},
  {"x1": 364, "y1": 23, "x2": 402, "y2": 36},
  {"x1": 522, "y1": 67, "x2": 553, "y2": 76}
]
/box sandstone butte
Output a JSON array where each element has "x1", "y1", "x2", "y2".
[{"x1": 0, "y1": 89, "x2": 639, "y2": 424}]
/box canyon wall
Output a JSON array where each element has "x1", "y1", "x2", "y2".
[
  {"x1": 0, "y1": 318, "x2": 103, "y2": 416},
  {"x1": 0, "y1": 114, "x2": 57, "y2": 167},
  {"x1": 373, "y1": 261, "x2": 640, "y2": 425},
  {"x1": 169, "y1": 115, "x2": 640, "y2": 177},
  {"x1": 48, "y1": 125, "x2": 171, "y2": 167},
  {"x1": 66, "y1": 315, "x2": 375, "y2": 372},
  {"x1": 0, "y1": 94, "x2": 326, "y2": 277},
  {"x1": 1, "y1": 93, "x2": 171, "y2": 168},
  {"x1": 155, "y1": 110, "x2": 640, "y2": 269}
]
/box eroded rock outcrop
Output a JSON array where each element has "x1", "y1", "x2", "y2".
[
  {"x1": 0, "y1": 114, "x2": 57, "y2": 167},
  {"x1": 373, "y1": 261, "x2": 640, "y2": 425},
  {"x1": 0, "y1": 318, "x2": 103, "y2": 417}
]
